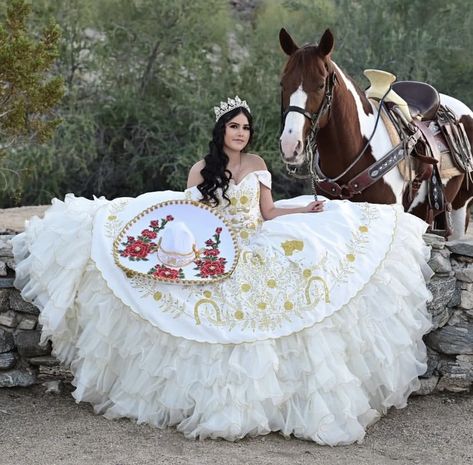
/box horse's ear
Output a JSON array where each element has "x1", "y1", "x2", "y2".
[
  {"x1": 318, "y1": 29, "x2": 334, "y2": 57},
  {"x1": 279, "y1": 28, "x2": 299, "y2": 56}
]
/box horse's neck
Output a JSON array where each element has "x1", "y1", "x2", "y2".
[{"x1": 317, "y1": 64, "x2": 391, "y2": 176}]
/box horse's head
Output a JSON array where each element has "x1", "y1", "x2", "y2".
[{"x1": 279, "y1": 28, "x2": 336, "y2": 166}]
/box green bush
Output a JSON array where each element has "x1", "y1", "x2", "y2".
[{"x1": 1, "y1": 0, "x2": 472, "y2": 207}]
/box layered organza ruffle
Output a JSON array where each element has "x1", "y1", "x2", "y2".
[{"x1": 13, "y1": 194, "x2": 432, "y2": 445}]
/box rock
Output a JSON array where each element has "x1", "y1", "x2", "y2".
[
  {"x1": 430, "y1": 306, "x2": 453, "y2": 329},
  {"x1": 0, "y1": 368, "x2": 36, "y2": 387},
  {"x1": 448, "y1": 309, "x2": 473, "y2": 326},
  {"x1": 28, "y1": 355, "x2": 59, "y2": 367},
  {"x1": 447, "y1": 288, "x2": 461, "y2": 308},
  {"x1": 459, "y1": 290, "x2": 473, "y2": 310},
  {"x1": 413, "y1": 376, "x2": 439, "y2": 396},
  {"x1": 455, "y1": 255, "x2": 473, "y2": 264},
  {"x1": 0, "y1": 261, "x2": 6, "y2": 277},
  {"x1": 0, "y1": 277, "x2": 14, "y2": 288},
  {"x1": 0, "y1": 351, "x2": 17, "y2": 370},
  {"x1": 0, "y1": 328, "x2": 14, "y2": 353},
  {"x1": 0, "y1": 239, "x2": 13, "y2": 258},
  {"x1": 455, "y1": 267, "x2": 473, "y2": 283},
  {"x1": 459, "y1": 282, "x2": 473, "y2": 291},
  {"x1": 0, "y1": 310, "x2": 17, "y2": 328},
  {"x1": 438, "y1": 359, "x2": 473, "y2": 380},
  {"x1": 427, "y1": 276, "x2": 456, "y2": 328},
  {"x1": 14, "y1": 330, "x2": 50, "y2": 358},
  {"x1": 423, "y1": 233, "x2": 446, "y2": 249},
  {"x1": 17, "y1": 315, "x2": 37, "y2": 330},
  {"x1": 5, "y1": 259, "x2": 15, "y2": 271},
  {"x1": 43, "y1": 380, "x2": 62, "y2": 394},
  {"x1": 9, "y1": 289, "x2": 39, "y2": 315},
  {"x1": 0, "y1": 288, "x2": 10, "y2": 309},
  {"x1": 457, "y1": 354, "x2": 473, "y2": 363},
  {"x1": 428, "y1": 251, "x2": 452, "y2": 274},
  {"x1": 422, "y1": 347, "x2": 440, "y2": 378},
  {"x1": 436, "y1": 376, "x2": 472, "y2": 393},
  {"x1": 446, "y1": 240, "x2": 473, "y2": 257},
  {"x1": 426, "y1": 324, "x2": 473, "y2": 354}
]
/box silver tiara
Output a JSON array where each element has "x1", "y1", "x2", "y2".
[{"x1": 213, "y1": 96, "x2": 251, "y2": 122}]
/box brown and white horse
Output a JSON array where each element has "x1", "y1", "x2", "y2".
[{"x1": 279, "y1": 28, "x2": 473, "y2": 239}]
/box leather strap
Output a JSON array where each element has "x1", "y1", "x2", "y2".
[
  {"x1": 412, "y1": 120, "x2": 441, "y2": 161},
  {"x1": 316, "y1": 142, "x2": 408, "y2": 199}
]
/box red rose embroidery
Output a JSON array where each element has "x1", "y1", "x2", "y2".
[
  {"x1": 141, "y1": 229, "x2": 157, "y2": 239},
  {"x1": 203, "y1": 249, "x2": 220, "y2": 257},
  {"x1": 119, "y1": 214, "x2": 176, "y2": 263},
  {"x1": 199, "y1": 258, "x2": 226, "y2": 277},
  {"x1": 152, "y1": 265, "x2": 180, "y2": 280},
  {"x1": 194, "y1": 227, "x2": 227, "y2": 278},
  {"x1": 123, "y1": 240, "x2": 153, "y2": 259}
]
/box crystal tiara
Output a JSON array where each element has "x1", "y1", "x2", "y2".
[{"x1": 213, "y1": 96, "x2": 251, "y2": 122}]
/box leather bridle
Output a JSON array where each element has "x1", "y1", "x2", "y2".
[{"x1": 280, "y1": 72, "x2": 338, "y2": 199}]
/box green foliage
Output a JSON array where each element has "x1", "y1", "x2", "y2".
[
  {"x1": 0, "y1": 0, "x2": 64, "y2": 154},
  {"x1": 1, "y1": 0, "x2": 472, "y2": 207}
]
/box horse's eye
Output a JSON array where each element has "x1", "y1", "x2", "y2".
[{"x1": 318, "y1": 82, "x2": 325, "y2": 90}]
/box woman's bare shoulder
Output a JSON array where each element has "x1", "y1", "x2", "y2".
[
  {"x1": 187, "y1": 160, "x2": 205, "y2": 188},
  {"x1": 243, "y1": 153, "x2": 267, "y2": 170}
]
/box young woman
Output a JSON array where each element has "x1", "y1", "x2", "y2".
[
  {"x1": 187, "y1": 103, "x2": 325, "y2": 217},
  {"x1": 13, "y1": 96, "x2": 432, "y2": 446}
]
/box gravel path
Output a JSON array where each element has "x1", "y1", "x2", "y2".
[{"x1": 0, "y1": 384, "x2": 472, "y2": 465}]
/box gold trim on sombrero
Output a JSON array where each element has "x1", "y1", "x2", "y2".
[{"x1": 113, "y1": 199, "x2": 239, "y2": 285}]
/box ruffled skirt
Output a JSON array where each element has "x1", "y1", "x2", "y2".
[{"x1": 13, "y1": 194, "x2": 432, "y2": 445}]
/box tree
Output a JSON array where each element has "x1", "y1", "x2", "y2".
[{"x1": 0, "y1": 0, "x2": 63, "y2": 157}]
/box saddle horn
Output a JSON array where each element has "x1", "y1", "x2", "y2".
[{"x1": 364, "y1": 69, "x2": 412, "y2": 123}]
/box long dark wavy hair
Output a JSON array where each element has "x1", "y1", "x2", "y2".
[{"x1": 197, "y1": 107, "x2": 254, "y2": 206}]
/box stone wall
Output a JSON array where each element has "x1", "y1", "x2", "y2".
[
  {"x1": 0, "y1": 235, "x2": 57, "y2": 387},
  {"x1": 0, "y1": 232, "x2": 472, "y2": 394}
]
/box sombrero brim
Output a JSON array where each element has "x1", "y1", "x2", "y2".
[{"x1": 113, "y1": 200, "x2": 239, "y2": 284}]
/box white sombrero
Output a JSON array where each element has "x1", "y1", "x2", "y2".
[{"x1": 113, "y1": 200, "x2": 239, "y2": 284}]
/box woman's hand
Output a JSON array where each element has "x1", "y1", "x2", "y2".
[{"x1": 300, "y1": 200, "x2": 325, "y2": 213}]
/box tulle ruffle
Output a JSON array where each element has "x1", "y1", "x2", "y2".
[{"x1": 13, "y1": 194, "x2": 432, "y2": 445}]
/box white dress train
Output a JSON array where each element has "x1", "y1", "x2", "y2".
[{"x1": 12, "y1": 170, "x2": 432, "y2": 445}]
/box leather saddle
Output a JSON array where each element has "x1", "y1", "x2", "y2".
[{"x1": 392, "y1": 81, "x2": 440, "y2": 121}]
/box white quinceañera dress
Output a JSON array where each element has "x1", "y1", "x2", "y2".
[{"x1": 13, "y1": 170, "x2": 432, "y2": 445}]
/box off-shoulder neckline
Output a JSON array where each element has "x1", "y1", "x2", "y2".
[{"x1": 229, "y1": 169, "x2": 271, "y2": 187}]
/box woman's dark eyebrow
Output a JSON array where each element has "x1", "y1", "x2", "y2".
[{"x1": 226, "y1": 123, "x2": 251, "y2": 130}]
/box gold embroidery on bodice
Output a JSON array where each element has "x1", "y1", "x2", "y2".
[{"x1": 185, "y1": 171, "x2": 266, "y2": 247}]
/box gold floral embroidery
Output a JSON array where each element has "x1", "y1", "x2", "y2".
[
  {"x1": 104, "y1": 199, "x2": 129, "y2": 238},
  {"x1": 281, "y1": 240, "x2": 304, "y2": 256},
  {"x1": 124, "y1": 180, "x2": 388, "y2": 334}
]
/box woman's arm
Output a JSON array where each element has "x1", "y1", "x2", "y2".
[
  {"x1": 259, "y1": 185, "x2": 325, "y2": 220},
  {"x1": 187, "y1": 160, "x2": 205, "y2": 188}
]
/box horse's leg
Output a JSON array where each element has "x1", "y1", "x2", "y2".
[
  {"x1": 449, "y1": 112, "x2": 473, "y2": 239},
  {"x1": 450, "y1": 179, "x2": 473, "y2": 239}
]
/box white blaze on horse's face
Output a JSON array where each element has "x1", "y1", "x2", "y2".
[{"x1": 280, "y1": 85, "x2": 307, "y2": 165}]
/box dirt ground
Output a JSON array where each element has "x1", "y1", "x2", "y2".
[{"x1": 0, "y1": 384, "x2": 472, "y2": 465}]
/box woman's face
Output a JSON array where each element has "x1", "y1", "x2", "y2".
[{"x1": 223, "y1": 112, "x2": 251, "y2": 154}]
